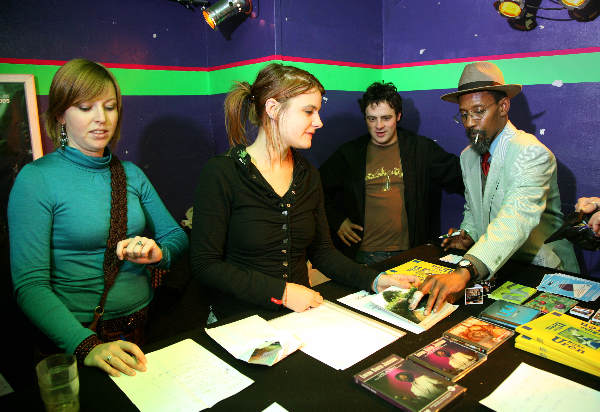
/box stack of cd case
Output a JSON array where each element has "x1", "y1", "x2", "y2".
[
  {"x1": 354, "y1": 354, "x2": 466, "y2": 412},
  {"x1": 407, "y1": 337, "x2": 487, "y2": 381}
]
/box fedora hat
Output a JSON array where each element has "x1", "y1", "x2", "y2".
[{"x1": 441, "y1": 61, "x2": 522, "y2": 103}]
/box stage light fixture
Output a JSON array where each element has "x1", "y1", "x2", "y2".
[
  {"x1": 559, "y1": 0, "x2": 590, "y2": 8},
  {"x1": 203, "y1": 0, "x2": 253, "y2": 29},
  {"x1": 494, "y1": 0, "x2": 526, "y2": 17},
  {"x1": 567, "y1": 0, "x2": 599, "y2": 20}
]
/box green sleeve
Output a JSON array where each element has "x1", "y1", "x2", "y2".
[{"x1": 8, "y1": 164, "x2": 95, "y2": 354}]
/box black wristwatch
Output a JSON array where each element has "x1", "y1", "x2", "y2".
[{"x1": 457, "y1": 259, "x2": 476, "y2": 285}]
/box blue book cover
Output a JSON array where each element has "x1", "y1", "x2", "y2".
[
  {"x1": 479, "y1": 300, "x2": 541, "y2": 329},
  {"x1": 537, "y1": 273, "x2": 600, "y2": 302}
]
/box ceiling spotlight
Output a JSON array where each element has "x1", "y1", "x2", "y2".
[
  {"x1": 559, "y1": 0, "x2": 590, "y2": 8},
  {"x1": 494, "y1": 0, "x2": 526, "y2": 17},
  {"x1": 566, "y1": 0, "x2": 599, "y2": 21},
  {"x1": 203, "y1": 0, "x2": 252, "y2": 29}
]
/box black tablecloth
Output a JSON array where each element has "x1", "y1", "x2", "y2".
[{"x1": 3, "y1": 244, "x2": 600, "y2": 411}]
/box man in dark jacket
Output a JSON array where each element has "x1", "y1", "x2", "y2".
[{"x1": 319, "y1": 82, "x2": 463, "y2": 264}]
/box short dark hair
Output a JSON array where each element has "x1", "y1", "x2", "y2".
[
  {"x1": 458, "y1": 89, "x2": 507, "y2": 103},
  {"x1": 358, "y1": 82, "x2": 402, "y2": 116},
  {"x1": 488, "y1": 90, "x2": 508, "y2": 103}
]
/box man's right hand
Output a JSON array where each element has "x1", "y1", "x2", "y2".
[
  {"x1": 337, "y1": 218, "x2": 363, "y2": 247},
  {"x1": 441, "y1": 228, "x2": 474, "y2": 251}
]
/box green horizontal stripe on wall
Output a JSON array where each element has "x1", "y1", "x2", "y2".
[
  {"x1": 386, "y1": 52, "x2": 600, "y2": 92},
  {"x1": 1, "y1": 52, "x2": 598, "y2": 96}
]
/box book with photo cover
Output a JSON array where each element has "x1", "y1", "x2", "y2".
[
  {"x1": 407, "y1": 337, "x2": 486, "y2": 381},
  {"x1": 488, "y1": 281, "x2": 537, "y2": 304},
  {"x1": 523, "y1": 292, "x2": 577, "y2": 314},
  {"x1": 514, "y1": 334, "x2": 600, "y2": 377},
  {"x1": 443, "y1": 316, "x2": 514, "y2": 354},
  {"x1": 515, "y1": 311, "x2": 600, "y2": 369},
  {"x1": 370, "y1": 286, "x2": 458, "y2": 333},
  {"x1": 537, "y1": 273, "x2": 600, "y2": 302},
  {"x1": 354, "y1": 354, "x2": 466, "y2": 412},
  {"x1": 479, "y1": 300, "x2": 541, "y2": 329}
]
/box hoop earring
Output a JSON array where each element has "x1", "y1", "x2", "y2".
[{"x1": 60, "y1": 124, "x2": 68, "y2": 149}]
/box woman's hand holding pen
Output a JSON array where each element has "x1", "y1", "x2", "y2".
[{"x1": 283, "y1": 283, "x2": 323, "y2": 312}]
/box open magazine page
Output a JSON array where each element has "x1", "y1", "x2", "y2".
[
  {"x1": 339, "y1": 287, "x2": 457, "y2": 334},
  {"x1": 371, "y1": 286, "x2": 458, "y2": 331}
]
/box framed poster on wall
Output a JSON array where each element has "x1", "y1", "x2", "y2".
[
  {"x1": 1, "y1": 73, "x2": 43, "y2": 245},
  {"x1": 0, "y1": 74, "x2": 43, "y2": 161}
]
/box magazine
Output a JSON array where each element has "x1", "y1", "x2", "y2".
[
  {"x1": 537, "y1": 273, "x2": 600, "y2": 302},
  {"x1": 515, "y1": 311, "x2": 600, "y2": 369},
  {"x1": 370, "y1": 286, "x2": 458, "y2": 333},
  {"x1": 383, "y1": 259, "x2": 454, "y2": 283}
]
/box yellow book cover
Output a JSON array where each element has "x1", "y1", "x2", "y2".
[
  {"x1": 515, "y1": 311, "x2": 600, "y2": 369},
  {"x1": 384, "y1": 259, "x2": 453, "y2": 282},
  {"x1": 515, "y1": 335, "x2": 600, "y2": 377}
]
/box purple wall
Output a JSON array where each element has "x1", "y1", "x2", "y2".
[
  {"x1": 379, "y1": 1, "x2": 600, "y2": 275},
  {"x1": 1, "y1": 0, "x2": 598, "y2": 274},
  {"x1": 383, "y1": 1, "x2": 599, "y2": 64}
]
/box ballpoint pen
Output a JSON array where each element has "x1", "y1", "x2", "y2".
[{"x1": 439, "y1": 231, "x2": 462, "y2": 239}]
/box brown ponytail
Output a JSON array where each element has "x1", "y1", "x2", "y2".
[{"x1": 223, "y1": 63, "x2": 325, "y2": 148}]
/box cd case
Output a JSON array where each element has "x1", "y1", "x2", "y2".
[
  {"x1": 354, "y1": 354, "x2": 466, "y2": 412},
  {"x1": 443, "y1": 316, "x2": 514, "y2": 354},
  {"x1": 408, "y1": 337, "x2": 487, "y2": 381}
]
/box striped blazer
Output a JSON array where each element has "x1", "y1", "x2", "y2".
[{"x1": 460, "y1": 121, "x2": 579, "y2": 275}]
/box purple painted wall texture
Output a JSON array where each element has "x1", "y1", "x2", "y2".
[{"x1": 1, "y1": 0, "x2": 598, "y2": 274}]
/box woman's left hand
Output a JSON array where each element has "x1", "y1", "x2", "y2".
[
  {"x1": 375, "y1": 274, "x2": 419, "y2": 293},
  {"x1": 116, "y1": 236, "x2": 163, "y2": 264}
]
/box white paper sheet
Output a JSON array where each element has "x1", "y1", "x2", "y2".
[
  {"x1": 205, "y1": 315, "x2": 302, "y2": 365},
  {"x1": 268, "y1": 300, "x2": 405, "y2": 370},
  {"x1": 110, "y1": 339, "x2": 253, "y2": 412},
  {"x1": 262, "y1": 402, "x2": 289, "y2": 412},
  {"x1": 480, "y1": 362, "x2": 600, "y2": 412}
]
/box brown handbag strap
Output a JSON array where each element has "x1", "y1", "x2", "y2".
[{"x1": 89, "y1": 155, "x2": 127, "y2": 331}]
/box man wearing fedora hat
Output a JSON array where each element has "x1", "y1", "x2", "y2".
[{"x1": 412, "y1": 61, "x2": 579, "y2": 315}]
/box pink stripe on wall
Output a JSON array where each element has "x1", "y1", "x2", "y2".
[{"x1": 1, "y1": 47, "x2": 598, "y2": 71}]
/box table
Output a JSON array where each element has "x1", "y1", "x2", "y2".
[{"x1": 4, "y1": 244, "x2": 600, "y2": 411}]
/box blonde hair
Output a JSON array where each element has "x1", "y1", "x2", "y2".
[
  {"x1": 44, "y1": 58, "x2": 123, "y2": 148},
  {"x1": 224, "y1": 63, "x2": 325, "y2": 148}
]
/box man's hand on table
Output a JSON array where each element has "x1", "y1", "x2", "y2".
[{"x1": 410, "y1": 268, "x2": 470, "y2": 315}]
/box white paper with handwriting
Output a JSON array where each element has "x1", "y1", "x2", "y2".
[{"x1": 110, "y1": 339, "x2": 253, "y2": 412}]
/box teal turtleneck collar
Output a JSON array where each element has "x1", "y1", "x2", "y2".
[{"x1": 58, "y1": 146, "x2": 113, "y2": 170}]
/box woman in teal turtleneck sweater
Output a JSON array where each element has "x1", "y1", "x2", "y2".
[{"x1": 8, "y1": 59, "x2": 188, "y2": 377}]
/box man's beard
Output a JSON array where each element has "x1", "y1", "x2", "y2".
[{"x1": 466, "y1": 128, "x2": 492, "y2": 155}]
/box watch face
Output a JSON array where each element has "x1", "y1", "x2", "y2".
[{"x1": 459, "y1": 260, "x2": 470, "y2": 267}]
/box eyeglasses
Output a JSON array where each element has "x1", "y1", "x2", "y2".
[{"x1": 454, "y1": 102, "x2": 498, "y2": 125}]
